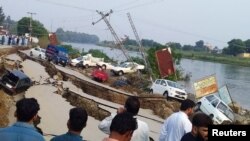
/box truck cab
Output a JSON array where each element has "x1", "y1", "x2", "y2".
[{"x1": 46, "y1": 45, "x2": 69, "y2": 67}]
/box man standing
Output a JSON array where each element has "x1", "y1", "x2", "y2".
[
  {"x1": 0, "y1": 98, "x2": 45, "y2": 141},
  {"x1": 159, "y1": 99, "x2": 195, "y2": 141},
  {"x1": 50, "y1": 107, "x2": 88, "y2": 141},
  {"x1": 181, "y1": 113, "x2": 213, "y2": 141},
  {"x1": 99, "y1": 96, "x2": 150, "y2": 141},
  {"x1": 102, "y1": 112, "x2": 138, "y2": 141}
]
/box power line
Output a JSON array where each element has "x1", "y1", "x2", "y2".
[
  {"x1": 35, "y1": 0, "x2": 96, "y2": 12},
  {"x1": 115, "y1": 0, "x2": 163, "y2": 12}
]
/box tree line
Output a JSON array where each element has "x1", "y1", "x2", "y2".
[{"x1": 55, "y1": 28, "x2": 99, "y2": 44}]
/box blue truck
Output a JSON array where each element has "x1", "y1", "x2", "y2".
[{"x1": 45, "y1": 45, "x2": 69, "y2": 67}]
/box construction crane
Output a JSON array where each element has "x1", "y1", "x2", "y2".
[
  {"x1": 92, "y1": 10, "x2": 132, "y2": 63},
  {"x1": 127, "y1": 13, "x2": 153, "y2": 81}
]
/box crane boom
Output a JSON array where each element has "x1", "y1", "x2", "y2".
[{"x1": 127, "y1": 13, "x2": 153, "y2": 81}]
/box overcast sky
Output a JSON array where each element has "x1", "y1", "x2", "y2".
[{"x1": 1, "y1": 0, "x2": 250, "y2": 48}]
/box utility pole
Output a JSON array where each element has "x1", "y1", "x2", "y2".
[
  {"x1": 27, "y1": 12, "x2": 36, "y2": 45},
  {"x1": 127, "y1": 13, "x2": 153, "y2": 81},
  {"x1": 92, "y1": 10, "x2": 132, "y2": 62}
]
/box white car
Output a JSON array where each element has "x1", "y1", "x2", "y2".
[
  {"x1": 96, "y1": 61, "x2": 114, "y2": 70},
  {"x1": 70, "y1": 56, "x2": 87, "y2": 67},
  {"x1": 150, "y1": 79, "x2": 188, "y2": 100},
  {"x1": 195, "y1": 94, "x2": 235, "y2": 124},
  {"x1": 111, "y1": 62, "x2": 145, "y2": 76},
  {"x1": 30, "y1": 47, "x2": 46, "y2": 59}
]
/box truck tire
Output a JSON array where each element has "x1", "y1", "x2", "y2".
[
  {"x1": 163, "y1": 91, "x2": 169, "y2": 100},
  {"x1": 118, "y1": 71, "x2": 123, "y2": 76},
  {"x1": 102, "y1": 64, "x2": 106, "y2": 70},
  {"x1": 85, "y1": 64, "x2": 89, "y2": 68}
]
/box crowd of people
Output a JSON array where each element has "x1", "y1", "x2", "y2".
[
  {"x1": 0, "y1": 96, "x2": 213, "y2": 141},
  {"x1": 0, "y1": 34, "x2": 29, "y2": 46}
]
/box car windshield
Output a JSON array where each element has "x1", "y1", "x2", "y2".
[
  {"x1": 58, "y1": 51, "x2": 68, "y2": 57},
  {"x1": 167, "y1": 81, "x2": 182, "y2": 89},
  {"x1": 76, "y1": 56, "x2": 83, "y2": 60},
  {"x1": 2, "y1": 73, "x2": 19, "y2": 86},
  {"x1": 217, "y1": 102, "x2": 235, "y2": 121},
  {"x1": 119, "y1": 63, "x2": 129, "y2": 68}
]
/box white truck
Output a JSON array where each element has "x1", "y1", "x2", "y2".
[
  {"x1": 71, "y1": 54, "x2": 104, "y2": 68},
  {"x1": 111, "y1": 62, "x2": 145, "y2": 75}
]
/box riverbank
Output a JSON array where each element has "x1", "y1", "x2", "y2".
[{"x1": 178, "y1": 50, "x2": 250, "y2": 67}]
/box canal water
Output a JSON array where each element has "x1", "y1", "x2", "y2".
[
  {"x1": 68, "y1": 43, "x2": 250, "y2": 110},
  {"x1": 180, "y1": 59, "x2": 250, "y2": 110}
]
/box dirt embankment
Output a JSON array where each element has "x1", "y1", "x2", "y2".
[{"x1": 0, "y1": 90, "x2": 14, "y2": 127}]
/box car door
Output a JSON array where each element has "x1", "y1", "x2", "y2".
[
  {"x1": 152, "y1": 79, "x2": 161, "y2": 94},
  {"x1": 202, "y1": 95, "x2": 219, "y2": 115},
  {"x1": 33, "y1": 47, "x2": 39, "y2": 57},
  {"x1": 158, "y1": 80, "x2": 167, "y2": 95}
]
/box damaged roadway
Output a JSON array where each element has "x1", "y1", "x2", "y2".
[
  {"x1": 1, "y1": 48, "x2": 250, "y2": 141},
  {"x1": 0, "y1": 48, "x2": 177, "y2": 141}
]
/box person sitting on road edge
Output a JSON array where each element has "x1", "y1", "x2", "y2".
[
  {"x1": 0, "y1": 98, "x2": 45, "y2": 141},
  {"x1": 98, "y1": 96, "x2": 150, "y2": 141},
  {"x1": 50, "y1": 107, "x2": 88, "y2": 141}
]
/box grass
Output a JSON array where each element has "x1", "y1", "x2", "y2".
[{"x1": 177, "y1": 50, "x2": 250, "y2": 67}]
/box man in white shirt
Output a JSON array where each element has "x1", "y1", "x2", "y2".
[
  {"x1": 159, "y1": 99, "x2": 195, "y2": 141},
  {"x1": 99, "y1": 96, "x2": 150, "y2": 141}
]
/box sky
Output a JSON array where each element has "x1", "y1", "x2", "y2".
[{"x1": 1, "y1": 0, "x2": 250, "y2": 49}]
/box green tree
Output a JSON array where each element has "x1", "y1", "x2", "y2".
[
  {"x1": 55, "y1": 28, "x2": 99, "y2": 44},
  {"x1": 166, "y1": 42, "x2": 182, "y2": 49},
  {"x1": 3, "y1": 16, "x2": 17, "y2": 34},
  {"x1": 244, "y1": 39, "x2": 250, "y2": 53},
  {"x1": 194, "y1": 40, "x2": 205, "y2": 51},
  {"x1": 0, "y1": 7, "x2": 5, "y2": 25},
  {"x1": 17, "y1": 17, "x2": 48, "y2": 37},
  {"x1": 182, "y1": 45, "x2": 194, "y2": 51},
  {"x1": 147, "y1": 45, "x2": 182, "y2": 80},
  {"x1": 61, "y1": 44, "x2": 80, "y2": 59},
  {"x1": 223, "y1": 39, "x2": 245, "y2": 56}
]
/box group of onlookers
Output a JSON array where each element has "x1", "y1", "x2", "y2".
[
  {"x1": 0, "y1": 34, "x2": 29, "y2": 46},
  {"x1": 0, "y1": 96, "x2": 212, "y2": 141}
]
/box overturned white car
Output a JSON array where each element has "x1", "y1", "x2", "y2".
[{"x1": 195, "y1": 94, "x2": 235, "y2": 124}]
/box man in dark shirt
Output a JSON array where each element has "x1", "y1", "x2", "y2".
[
  {"x1": 181, "y1": 113, "x2": 213, "y2": 141},
  {"x1": 50, "y1": 107, "x2": 88, "y2": 141}
]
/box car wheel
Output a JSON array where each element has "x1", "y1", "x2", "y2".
[
  {"x1": 102, "y1": 65, "x2": 106, "y2": 70},
  {"x1": 118, "y1": 71, "x2": 123, "y2": 76},
  {"x1": 163, "y1": 91, "x2": 169, "y2": 100},
  {"x1": 149, "y1": 89, "x2": 153, "y2": 94},
  {"x1": 85, "y1": 64, "x2": 89, "y2": 68},
  {"x1": 38, "y1": 54, "x2": 42, "y2": 59},
  {"x1": 76, "y1": 63, "x2": 80, "y2": 67},
  {"x1": 209, "y1": 114, "x2": 214, "y2": 119},
  {"x1": 30, "y1": 51, "x2": 33, "y2": 56},
  {"x1": 194, "y1": 102, "x2": 201, "y2": 112}
]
